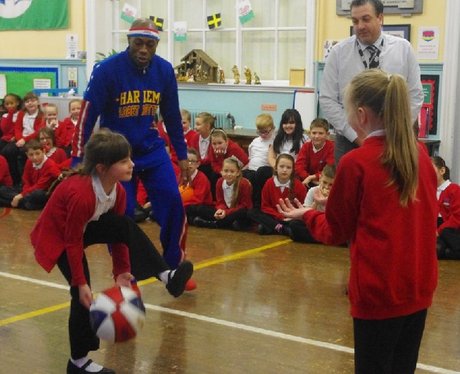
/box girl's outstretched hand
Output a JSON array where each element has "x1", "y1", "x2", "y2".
[{"x1": 276, "y1": 198, "x2": 311, "y2": 220}]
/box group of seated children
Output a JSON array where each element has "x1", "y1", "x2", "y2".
[
  {"x1": 155, "y1": 108, "x2": 337, "y2": 243},
  {"x1": 0, "y1": 92, "x2": 82, "y2": 209},
  {"x1": 2, "y1": 95, "x2": 458, "y2": 260},
  {"x1": 157, "y1": 108, "x2": 460, "y2": 260}
]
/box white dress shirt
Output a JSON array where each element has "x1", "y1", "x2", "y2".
[{"x1": 320, "y1": 33, "x2": 424, "y2": 143}]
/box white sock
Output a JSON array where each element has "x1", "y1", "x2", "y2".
[
  {"x1": 159, "y1": 270, "x2": 175, "y2": 284},
  {"x1": 71, "y1": 357, "x2": 103, "y2": 372}
]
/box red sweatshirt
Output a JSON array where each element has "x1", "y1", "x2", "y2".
[
  {"x1": 295, "y1": 140, "x2": 335, "y2": 181},
  {"x1": 261, "y1": 177, "x2": 307, "y2": 220},
  {"x1": 303, "y1": 136, "x2": 438, "y2": 320},
  {"x1": 438, "y1": 183, "x2": 460, "y2": 233},
  {"x1": 61, "y1": 117, "x2": 77, "y2": 147},
  {"x1": 184, "y1": 129, "x2": 197, "y2": 145},
  {"x1": 1, "y1": 110, "x2": 18, "y2": 142},
  {"x1": 215, "y1": 177, "x2": 252, "y2": 215},
  {"x1": 188, "y1": 132, "x2": 213, "y2": 165},
  {"x1": 184, "y1": 170, "x2": 213, "y2": 207},
  {"x1": 14, "y1": 111, "x2": 44, "y2": 142},
  {"x1": 52, "y1": 120, "x2": 70, "y2": 148},
  {"x1": 209, "y1": 140, "x2": 249, "y2": 174},
  {"x1": 0, "y1": 155, "x2": 13, "y2": 187},
  {"x1": 31, "y1": 175, "x2": 130, "y2": 286},
  {"x1": 21, "y1": 157, "x2": 61, "y2": 196}
]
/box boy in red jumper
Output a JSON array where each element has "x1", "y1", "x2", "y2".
[
  {"x1": 8, "y1": 139, "x2": 60, "y2": 210},
  {"x1": 182, "y1": 148, "x2": 213, "y2": 223},
  {"x1": 278, "y1": 69, "x2": 438, "y2": 373},
  {"x1": 295, "y1": 118, "x2": 334, "y2": 187}
]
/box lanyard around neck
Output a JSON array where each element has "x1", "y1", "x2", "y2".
[{"x1": 357, "y1": 38, "x2": 384, "y2": 69}]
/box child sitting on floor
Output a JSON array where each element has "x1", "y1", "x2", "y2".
[
  {"x1": 242, "y1": 113, "x2": 275, "y2": 208},
  {"x1": 289, "y1": 164, "x2": 336, "y2": 243},
  {"x1": 0, "y1": 139, "x2": 60, "y2": 210},
  {"x1": 248, "y1": 153, "x2": 306, "y2": 235},
  {"x1": 295, "y1": 118, "x2": 334, "y2": 188},
  {"x1": 191, "y1": 156, "x2": 252, "y2": 231},
  {"x1": 182, "y1": 148, "x2": 213, "y2": 223},
  {"x1": 432, "y1": 156, "x2": 460, "y2": 259}
]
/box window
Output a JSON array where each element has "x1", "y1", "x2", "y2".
[{"x1": 105, "y1": 0, "x2": 313, "y2": 85}]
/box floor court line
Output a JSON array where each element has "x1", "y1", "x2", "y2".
[
  {"x1": 144, "y1": 304, "x2": 460, "y2": 374},
  {"x1": 1, "y1": 242, "x2": 458, "y2": 373},
  {"x1": 0, "y1": 239, "x2": 292, "y2": 325}
]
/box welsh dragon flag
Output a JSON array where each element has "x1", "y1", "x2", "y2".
[{"x1": 0, "y1": 0, "x2": 68, "y2": 30}]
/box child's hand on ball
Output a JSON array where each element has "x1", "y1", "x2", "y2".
[
  {"x1": 116, "y1": 272, "x2": 134, "y2": 288},
  {"x1": 79, "y1": 284, "x2": 93, "y2": 309}
]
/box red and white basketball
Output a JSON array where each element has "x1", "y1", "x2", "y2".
[{"x1": 89, "y1": 286, "x2": 146, "y2": 343}]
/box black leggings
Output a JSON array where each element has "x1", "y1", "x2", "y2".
[
  {"x1": 57, "y1": 212, "x2": 169, "y2": 359},
  {"x1": 353, "y1": 309, "x2": 427, "y2": 374}
]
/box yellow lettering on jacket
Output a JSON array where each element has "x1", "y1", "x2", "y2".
[
  {"x1": 119, "y1": 105, "x2": 140, "y2": 118},
  {"x1": 143, "y1": 90, "x2": 161, "y2": 104},
  {"x1": 141, "y1": 104, "x2": 158, "y2": 116},
  {"x1": 119, "y1": 90, "x2": 141, "y2": 105}
]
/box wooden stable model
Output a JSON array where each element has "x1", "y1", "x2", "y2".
[{"x1": 175, "y1": 49, "x2": 219, "y2": 83}]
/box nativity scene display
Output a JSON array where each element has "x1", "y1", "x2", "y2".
[{"x1": 175, "y1": 49, "x2": 219, "y2": 83}]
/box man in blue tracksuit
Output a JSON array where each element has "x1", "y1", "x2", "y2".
[{"x1": 72, "y1": 18, "x2": 192, "y2": 285}]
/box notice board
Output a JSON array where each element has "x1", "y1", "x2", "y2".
[{"x1": 0, "y1": 66, "x2": 58, "y2": 98}]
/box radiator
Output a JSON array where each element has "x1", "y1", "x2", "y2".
[{"x1": 189, "y1": 110, "x2": 235, "y2": 130}]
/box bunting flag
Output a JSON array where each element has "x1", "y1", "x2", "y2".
[
  {"x1": 238, "y1": 0, "x2": 254, "y2": 25},
  {"x1": 149, "y1": 15, "x2": 164, "y2": 31},
  {"x1": 207, "y1": 13, "x2": 222, "y2": 30},
  {"x1": 173, "y1": 21, "x2": 187, "y2": 42},
  {"x1": 0, "y1": 0, "x2": 68, "y2": 30},
  {"x1": 120, "y1": 3, "x2": 137, "y2": 24}
]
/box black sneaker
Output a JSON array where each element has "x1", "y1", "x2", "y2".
[
  {"x1": 281, "y1": 225, "x2": 292, "y2": 237},
  {"x1": 257, "y1": 224, "x2": 272, "y2": 235},
  {"x1": 166, "y1": 261, "x2": 194, "y2": 297},
  {"x1": 67, "y1": 359, "x2": 115, "y2": 374},
  {"x1": 134, "y1": 206, "x2": 148, "y2": 223},
  {"x1": 193, "y1": 217, "x2": 217, "y2": 228},
  {"x1": 232, "y1": 221, "x2": 243, "y2": 231}
]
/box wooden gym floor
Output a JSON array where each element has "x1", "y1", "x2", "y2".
[{"x1": 1, "y1": 207, "x2": 460, "y2": 374}]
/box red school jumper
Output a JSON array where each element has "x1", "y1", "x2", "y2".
[
  {"x1": 261, "y1": 177, "x2": 307, "y2": 220},
  {"x1": 295, "y1": 140, "x2": 335, "y2": 181},
  {"x1": 209, "y1": 140, "x2": 249, "y2": 174},
  {"x1": 215, "y1": 177, "x2": 253, "y2": 213},
  {"x1": 31, "y1": 175, "x2": 130, "y2": 286},
  {"x1": 188, "y1": 132, "x2": 213, "y2": 165},
  {"x1": 21, "y1": 158, "x2": 61, "y2": 196},
  {"x1": 0, "y1": 155, "x2": 13, "y2": 187},
  {"x1": 1, "y1": 110, "x2": 18, "y2": 142},
  {"x1": 14, "y1": 111, "x2": 44, "y2": 142},
  {"x1": 184, "y1": 170, "x2": 213, "y2": 207},
  {"x1": 438, "y1": 183, "x2": 460, "y2": 233},
  {"x1": 303, "y1": 137, "x2": 438, "y2": 320}
]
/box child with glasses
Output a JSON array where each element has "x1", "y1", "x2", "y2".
[
  {"x1": 182, "y1": 148, "x2": 213, "y2": 224},
  {"x1": 243, "y1": 113, "x2": 275, "y2": 208}
]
